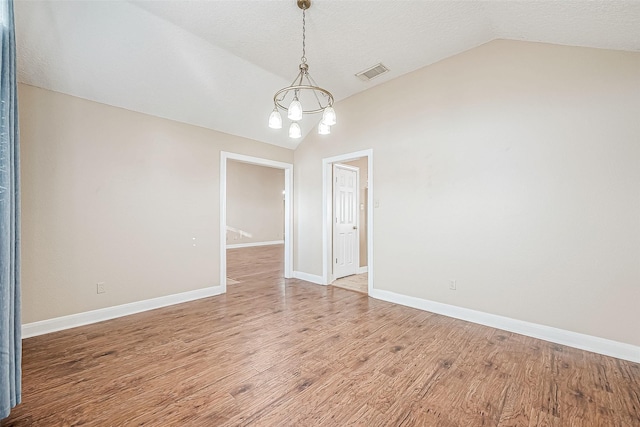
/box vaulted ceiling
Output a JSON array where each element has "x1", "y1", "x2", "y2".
[{"x1": 15, "y1": 1, "x2": 640, "y2": 149}]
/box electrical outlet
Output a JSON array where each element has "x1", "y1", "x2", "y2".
[
  {"x1": 97, "y1": 282, "x2": 106, "y2": 294},
  {"x1": 449, "y1": 280, "x2": 456, "y2": 290}
]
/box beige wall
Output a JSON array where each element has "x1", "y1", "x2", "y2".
[
  {"x1": 19, "y1": 84, "x2": 293, "y2": 323},
  {"x1": 343, "y1": 158, "x2": 368, "y2": 267},
  {"x1": 226, "y1": 161, "x2": 284, "y2": 245},
  {"x1": 294, "y1": 40, "x2": 640, "y2": 346}
]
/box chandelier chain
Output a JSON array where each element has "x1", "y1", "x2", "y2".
[{"x1": 301, "y1": 7, "x2": 307, "y2": 64}]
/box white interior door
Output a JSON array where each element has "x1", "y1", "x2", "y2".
[{"x1": 333, "y1": 164, "x2": 359, "y2": 279}]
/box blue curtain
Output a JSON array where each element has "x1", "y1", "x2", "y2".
[{"x1": 0, "y1": 0, "x2": 21, "y2": 420}]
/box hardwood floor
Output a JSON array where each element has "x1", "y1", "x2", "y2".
[
  {"x1": 332, "y1": 273, "x2": 368, "y2": 294},
  {"x1": 226, "y1": 244, "x2": 284, "y2": 283},
  {"x1": 3, "y1": 245, "x2": 639, "y2": 426}
]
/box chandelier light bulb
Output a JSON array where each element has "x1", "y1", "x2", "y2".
[
  {"x1": 318, "y1": 121, "x2": 331, "y2": 135},
  {"x1": 289, "y1": 122, "x2": 302, "y2": 139},
  {"x1": 268, "y1": 108, "x2": 282, "y2": 129},
  {"x1": 288, "y1": 98, "x2": 303, "y2": 121},
  {"x1": 321, "y1": 106, "x2": 336, "y2": 126}
]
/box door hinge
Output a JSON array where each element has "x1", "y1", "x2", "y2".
[{"x1": 335, "y1": 258, "x2": 338, "y2": 263}]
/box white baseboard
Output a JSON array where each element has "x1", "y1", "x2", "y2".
[
  {"x1": 369, "y1": 288, "x2": 640, "y2": 364},
  {"x1": 226, "y1": 240, "x2": 284, "y2": 249},
  {"x1": 357, "y1": 266, "x2": 368, "y2": 274},
  {"x1": 22, "y1": 286, "x2": 224, "y2": 339},
  {"x1": 293, "y1": 271, "x2": 325, "y2": 285}
]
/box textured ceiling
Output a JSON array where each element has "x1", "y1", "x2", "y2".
[{"x1": 15, "y1": 1, "x2": 640, "y2": 149}]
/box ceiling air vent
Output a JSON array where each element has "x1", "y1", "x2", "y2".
[{"x1": 355, "y1": 63, "x2": 389, "y2": 82}]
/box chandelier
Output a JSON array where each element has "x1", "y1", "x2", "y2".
[{"x1": 268, "y1": 0, "x2": 336, "y2": 138}]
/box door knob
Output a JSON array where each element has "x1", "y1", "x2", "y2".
[{"x1": 353, "y1": 226, "x2": 358, "y2": 230}]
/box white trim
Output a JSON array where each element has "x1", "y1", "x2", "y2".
[
  {"x1": 322, "y1": 149, "x2": 374, "y2": 295},
  {"x1": 370, "y1": 288, "x2": 640, "y2": 363},
  {"x1": 293, "y1": 271, "x2": 325, "y2": 285},
  {"x1": 220, "y1": 153, "x2": 228, "y2": 293},
  {"x1": 226, "y1": 240, "x2": 284, "y2": 249},
  {"x1": 357, "y1": 266, "x2": 368, "y2": 274},
  {"x1": 22, "y1": 286, "x2": 223, "y2": 339},
  {"x1": 220, "y1": 152, "x2": 293, "y2": 294},
  {"x1": 366, "y1": 154, "x2": 373, "y2": 295},
  {"x1": 323, "y1": 161, "x2": 331, "y2": 284},
  {"x1": 221, "y1": 152, "x2": 292, "y2": 170}
]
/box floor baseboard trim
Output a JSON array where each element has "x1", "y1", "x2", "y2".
[
  {"x1": 357, "y1": 266, "x2": 368, "y2": 274},
  {"x1": 226, "y1": 240, "x2": 284, "y2": 249},
  {"x1": 293, "y1": 271, "x2": 325, "y2": 285},
  {"x1": 369, "y1": 288, "x2": 640, "y2": 363},
  {"x1": 22, "y1": 286, "x2": 224, "y2": 339}
]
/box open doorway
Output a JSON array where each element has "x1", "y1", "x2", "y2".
[
  {"x1": 219, "y1": 152, "x2": 293, "y2": 293},
  {"x1": 332, "y1": 159, "x2": 368, "y2": 293},
  {"x1": 225, "y1": 160, "x2": 285, "y2": 285},
  {"x1": 322, "y1": 150, "x2": 373, "y2": 294}
]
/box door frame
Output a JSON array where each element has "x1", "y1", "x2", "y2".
[
  {"x1": 332, "y1": 163, "x2": 360, "y2": 280},
  {"x1": 322, "y1": 149, "x2": 373, "y2": 293},
  {"x1": 220, "y1": 151, "x2": 293, "y2": 293}
]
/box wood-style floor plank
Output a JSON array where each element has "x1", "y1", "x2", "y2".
[{"x1": 2, "y1": 244, "x2": 639, "y2": 426}]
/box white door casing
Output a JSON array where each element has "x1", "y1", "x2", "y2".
[
  {"x1": 333, "y1": 164, "x2": 359, "y2": 279},
  {"x1": 322, "y1": 149, "x2": 373, "y2": 291},
  {"x1": 220, "y1": 152, "x2": 293, "y2": 293}
]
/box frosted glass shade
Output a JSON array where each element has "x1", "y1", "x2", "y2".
[
  {"x1": 289, "y1": 122, "x2": 302, "y2": 139},
  {"x1": 321, "y1": 106, "x2": 336, "y2": 126},
  {"x1": 288, "y1": 99, "x2": 303, "y2": 121},
  {"x1": 318, "y1": 121, "x2": 331, "y2": 135},
  {"x1": 268, "y1": 109, "x2": 282, "y2": 129}
]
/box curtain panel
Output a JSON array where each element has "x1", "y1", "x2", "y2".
[{"x1": 0, "y1": 0, "x2": 21, "y2": 420}]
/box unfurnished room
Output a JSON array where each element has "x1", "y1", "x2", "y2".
[{"x1": 1, "y1": 0, "x2": 639, "y2": 426}]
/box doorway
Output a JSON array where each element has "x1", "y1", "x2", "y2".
[
  {"x1": 220, "y1": 152, "x2": 293, "y2": 293},
  {"x1": 322, "y1": 149, "x2": 373, "y2": 294},
  {"x1": 225, "y1": 160, "x2": 285, "y2": 284},
  {"x1": 333, "y1": 163, "x2": 359, "y2": 279}
]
